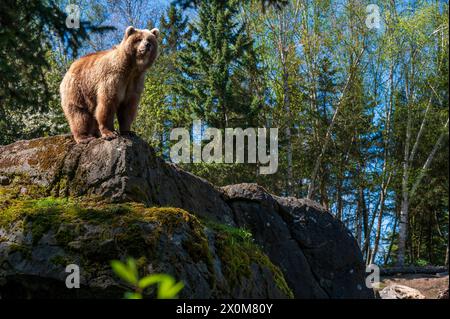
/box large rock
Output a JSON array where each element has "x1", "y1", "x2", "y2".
[
  {"x1": 0, "y1": 135, "x2": 373, "y2": 299},
  {"x1": 0, "y1": 203, "x2": 290, "y2": 298},
  {"x1": 222, "y1": 184, "x2": 372, "y2": 298},
  {"x1": 0, "y1": 135, "x2": 234, "y2": 225},
  {"x1": 379, "y1": 285, "x2": 426, "y2": 299}
]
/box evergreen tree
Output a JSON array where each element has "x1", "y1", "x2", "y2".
[
  {"x1": 159, "y1": 4, "x2": 191, "y2": 56},
  {"x1": 175, "y1": 0, "x2": 288, "y2": 12},
  {"x1": 134, "y1": 4, "x2": 192, "y2": 153},
  {"x1": 175, "y1": 0, "x2": 259, "y2": 129}
]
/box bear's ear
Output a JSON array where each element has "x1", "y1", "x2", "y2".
[
  {"x1": 150, "y1": 28, "x2": 160, "y2": 39},
  {"x1": 123, "y1": 26, "x2": 136, "y2": 40}
]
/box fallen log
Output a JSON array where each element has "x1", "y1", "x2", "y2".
[{"x1": 381, "y1": 266, "x2": 448, "y2": 276}]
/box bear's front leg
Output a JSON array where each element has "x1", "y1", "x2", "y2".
[
  {"x1": 95, "y1": 95, "x2": 118, "y2": 141},
  {"x1": 118, "y1": 94, "x2": 138, "y2": 137}
]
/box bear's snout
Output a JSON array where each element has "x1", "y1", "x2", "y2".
[{"x1": 138, "y1": 41, "x2": 153, "y2": 56}]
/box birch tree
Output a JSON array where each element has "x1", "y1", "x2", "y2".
[{"x1": 395, "y1": 3, "x2": 449, "y2": 266}]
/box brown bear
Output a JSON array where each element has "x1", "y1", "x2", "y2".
[{"x1": 60, "y1": 26, "x2": 159, "y2": 143}]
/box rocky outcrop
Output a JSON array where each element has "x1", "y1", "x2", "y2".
[
  {"x1": 379, "y1": 285, "x2": 426, "y2": 299},
  {"x1": 0, "y1": 135, "x2": 234, "y2": 225},
  {"x1": 0, "y1": 201, "x2": 290, "y2": 298},
  {"x1": 0, "y1": 135, "x2": 374, "y2": 299},
  {"x1": 222, "y1": 184, "x2": 370, "y2": 298}
]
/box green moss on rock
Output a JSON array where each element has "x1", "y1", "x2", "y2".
[
  {"x1": 8, "y1": 243, "x2": 32, "y2": 260},
  {"x1": 0, "y1": 179, "x2": 49, "y2": 201},
  {"x1": 211, "y1": 222, "x2": 294, "y2": 298},
  {"x1": 0, "y1": 185, "x2": 293, "y2": 298},
  {"x1": 26, "y1": 136, "x2": 73, "y2": 172},
  {"x1": 0, "y1": 191, "x2": 214, "y2": 269}
]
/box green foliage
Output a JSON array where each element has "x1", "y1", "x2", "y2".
[
  {"x1": 134, "y1": 4, "x2": 192, "y2": 153},
  {"x1": 175, "y1": 0, "x2": 262, "y2": 129},
  {"x1": 136, "y1": 1, "x2": 448, "y2": 266},
  {"x1": 111, "y1": 258, "x2": 139, "y2": 286},
  {"x1": 1, "y1": 0, "x2": 448, "y2": 268},
  {"x1": 138, "y1": 274, "x2": 185, "y2": 299},
  {"x1": 414, "y1": 259, "x2": 430, "y2": 267},
  {"x1": 174, "y1": 0, "x2": 288, "y2": 12},
  {"x1": 111, "y1": 258, "x2": 184, "y2": 299},
  {"x1": 159, "y1": 4, "x2": 192, "y2": 55}
]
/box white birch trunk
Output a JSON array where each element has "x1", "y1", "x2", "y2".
[{"x1": 397, "y1": 66, "x2": 413, "y2": 267}]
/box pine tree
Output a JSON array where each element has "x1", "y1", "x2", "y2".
[
  {"x1": 175, "y1": 0, "x2": 288, "y2": 12},
  {"x1": 175, "y1": 0, "x2": 259, "y2": 129},
  {"x1": 159, "y1": 4, "x2": 191, "y2": 56},
  {"x1": 134, "y1": 4, "x2": 192, "y2": 153}
]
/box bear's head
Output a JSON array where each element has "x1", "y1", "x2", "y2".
[{"x1": 120, "y1": 26, "x2": 159, "y2": 71}]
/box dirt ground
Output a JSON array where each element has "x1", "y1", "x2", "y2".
[{"x1": 379, "y1": 273, "x2": 449, "y2": 299}]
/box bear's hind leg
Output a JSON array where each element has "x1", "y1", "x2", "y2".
[{"x1": 67, "y1": 107, "x2": 96, "y2": 144}]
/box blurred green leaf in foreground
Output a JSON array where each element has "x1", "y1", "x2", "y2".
[{"x1": 111, "y1": 258, "x2": 184, "y2": 299}]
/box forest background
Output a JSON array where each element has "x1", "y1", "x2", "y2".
[{"x1": 0, "y1": 0, "x2": 448, "y2": 268}]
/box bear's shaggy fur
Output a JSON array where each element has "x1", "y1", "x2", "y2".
[{"x1": 60, "y1": 26, "x2": 159, "y2": 143}]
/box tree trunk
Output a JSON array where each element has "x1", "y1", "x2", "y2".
[
  {"x1": 398, "y1": 118, "x2": 448, "y2": 266},
  {"x1": 283, "y1": 67, "x2": 293, "y2": 196},
  {"x1": 384, "y1": 209, "x2": 399, "y2": 266},
  {"x1": 320, "y1": 173, "x2": 329, "y2": 210},
  {"x1": 397, "y1": 63, "x2": 413, "y2": 267},
  {"x1": 355, "y1": 189, "x2": 363, "y2": 248},
  {"x1": 445, "y1": 242, "x2": 449, "y2": 267},
  {"x1": 410, "y1": 118, "x2": 449, "y2": 197},
  {"x1": 278, "y1": 11, "x2": 293, "y2": 197},
  {"x1": 307, "y1": 48, "x2": 364, "y2": 199},
  {"x1": 368, "y1": 61, "x2": 394, "y2": 265},
  {"x1": 398, "y1": 178, "x2": 409, "y2": 266},
  {"x1": 336, "y1": 177, "x2": 343, "y2": 220},
  {"x1": 369, "y1": 181, "x2": 388, "y2": 265},
  {"x1": 362, "y1": 189, "x2": 369, "y2": 259}
]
